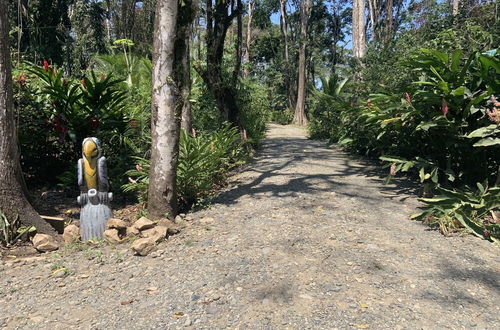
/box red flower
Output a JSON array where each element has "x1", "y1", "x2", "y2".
[
  {"x1": 101, "y1": 73, "x2": 106, "y2": 81},
  {"x1": 43, "y1": 60, "x2": 49, "y2": 72},
  {"x1": 81, "y1": 79, "x2": 86, "y2": 89},
  {"x1": 404, "y1": 92, "x2": 411, "y2": 103},
  {"x1": 442, "y1": 99, "x2": 449, "y2": 116},
  {"x1": 89, "y1": 117, "x2": 100, "y2": 129}
]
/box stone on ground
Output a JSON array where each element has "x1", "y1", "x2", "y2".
[
  {"x1": 32, "y1": 233, "x2": 59, "y2": 252},
  {"x1": 62, "y1": 224, "x2": 80, "y2": 244}
]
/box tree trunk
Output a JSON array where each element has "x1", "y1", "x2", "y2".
[
  {"x1": 279, "y1": 0, "x2": 296, "y2": 111},
  {"x1": 352, "y1": 0, "x2": 366, "y2": 58},
  {"x1": 385, "y1": 0, "x2": 393, "y2": 42},
  {"x1": 148, "y1": 0, "x2": 181, "y2": 219},
  {"x1": 452, "y1": 0, "x2": 459, "y2": 16},
  {"x1": 293, "y1": 0, "x2": 311, "y2": 126},
  {"x1": 181, "y1": 24, "x2": 193, "y2": 132},
  {"x1": 197, "y1": 0, "x2": 240, "y2": 127},
  {"x1": 233, "y1": 0, "x2": 243, "y2": 84},
  {"x1": 243, "y1": 0, "x2": 255, "y2": 78},
  {"x1": 0, "y1": 0, "x2": 56, "y2": 236}
]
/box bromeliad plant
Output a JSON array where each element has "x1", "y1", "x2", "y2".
[
  {"x1": 28, "y1": 61, "x2": 127, "y2": 144},
  {"x1": 123, "y1": 124, "x2": 248, "y2": 209},
  {"x1": 411, "y1": 184, "x2": 500, "y2": 241},
  {"x1": 317, "y1": 47, "x2": 500, "y2": 240}
]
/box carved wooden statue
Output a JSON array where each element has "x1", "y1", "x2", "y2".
[{"x1": 77, "y1": 137, "x2": 113, "y2": 241}]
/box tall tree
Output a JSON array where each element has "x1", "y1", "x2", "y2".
[
  {"x1": 293, "y1": 0, "x2": 311, "y2": 125},
  {"x1": 233, "y1": 0, "x2": 243, "y2": 83},
  {"x1": 180, "y1": 34, "x2": 193, "y2": 132},
  {"x1": 352, "y1": 0, "x2": 366, "y2": 58},
  {"x1": 0, "y1": 0, "x2": 56, "y2": 236},
  {"x1": 181, "y1": 7, "x2": 194, "y2": 132},
  {"x1": 197, "y1": 0, "x2": 241, "y2": 126},
  {"x1": 148, "y1": 0, "x2": 193, "y2": 218},
  {"x1": 279, "y1": 0, "x2": 296, "y2": 110},
  {"x1": 452, "y1": 0, "x2": 459, "y2": 16},
  {"x1": 243, "y1": 0, "x2": 255, "y2": 78}
]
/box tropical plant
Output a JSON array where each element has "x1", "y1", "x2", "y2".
[
  {"x1": 0, "y1": 210, "x2": 35, "y2": 246},
  {"x1": 412, "y1": 184, "x2": 500, "y2": 241},
  {"x1": 123, "y1": 125, "x2": 248, "y2": 208}
]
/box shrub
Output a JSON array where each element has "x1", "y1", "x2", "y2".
[{"x1": 123, "y1": 124, "x2": 248, "y2": 209}]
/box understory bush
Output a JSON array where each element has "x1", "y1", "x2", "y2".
[
  {"x1": 123, "y1": 124, "x2": 249, "y2": 209},
  {"x1": 309, "y1": 41, "x2": 499, "y2": 240},
  {"x1": 13, "y1": 60, "x2": 151, "y2": 191}
]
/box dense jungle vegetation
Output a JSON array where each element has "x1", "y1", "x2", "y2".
[{"x1": 0, "y1": 0, "x2": 499, "y2": 243}]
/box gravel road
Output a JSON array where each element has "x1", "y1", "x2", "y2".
[{"x1": 1, "y1": 124, "x2": 499, "y2": 329}]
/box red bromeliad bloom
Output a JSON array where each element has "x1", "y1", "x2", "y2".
[
  {"x1": 135, "y1": 164, "x2": 143, "y2": 172},
  {"x1": 81, "y1": 79, "x2": 86, "y2": 89},
  {"x1": 89, "y1": 117, "x2": 100, "y2": 129},
  {"x1": 442, "y1": 99, "x2": 449, "y2": 115},
  {"x1": 51, "y1": 115, "x2": 68, "y2": 136},
  {"x1": 404, "y1": 92, "x2": 411, "y2": 103},
  {"x1": 43, "y1": 60, "x2": 49, "y2": 72},
  {"x1": 101, "y1": 73, "x2": 106, "y2": 81}
]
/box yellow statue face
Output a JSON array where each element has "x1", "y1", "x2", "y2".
[{"x1": 83, "y1": 140, "x2": 98, "y2": 160}]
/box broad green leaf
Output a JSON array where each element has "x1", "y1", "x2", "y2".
[
  {"x1": 466, "y1": 125, "x2": 499, "y2": 138},
  {"x1": 450, "y1": 86, "x2": 465, "y2": 96},
  {"x1": 473, "y1": 137, "x2": 500, "y2": 147},
  {"x1": 450, "y1": 50, "x2": 461, "y2": 74}
]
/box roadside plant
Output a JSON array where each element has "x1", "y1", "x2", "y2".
[{"x1": 123, "y1": 124, "x2": 248, "y2": 209}]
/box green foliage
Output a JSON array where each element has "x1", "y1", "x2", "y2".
[
  {"x1": 308, "y1": 74, "x2": 351, "y2": 140},
  {"x1": 123, "y1": 125, "x2": 248, "y2": 209},
  {"x1": 312, "y1": 27, "x2": 499, "y2": 240},
  {"x1": 0, "y1": 210, "x2": 35, "y2": 246},
  {"x1": 412, "y1": 185, "x2": 500, "y2": 241},
  {"x1": 238, "y1": 79, "x2": 271, "y2": 145}
]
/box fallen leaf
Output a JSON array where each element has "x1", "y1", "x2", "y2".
[
  {"x1": 172, "y1": 312, "x2": 184, "y2": 319},
  {"x1": 358, "y1": 302, "x2": 368, "y2": 308},
  {"x1": 120, "y1": 299, "x2": 134, "y2": 305},
  {"x1": 356, "y1": 325, "x2": 370, "y2": 329},
  {"x1": 52, "y1": 267, "x2": 67, "y2": 275}
]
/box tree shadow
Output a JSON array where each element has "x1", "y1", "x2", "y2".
[{"x1": 208, "y1": 132, "x2": 421, "y2": 209}]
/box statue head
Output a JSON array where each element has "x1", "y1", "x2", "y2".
[{"x1": 82, "y1": 137, "x2": 102, "y2": 161}]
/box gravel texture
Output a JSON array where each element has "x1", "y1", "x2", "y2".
[{"x1": 1, "y1": 124, "x2": 499, "y2": 329}]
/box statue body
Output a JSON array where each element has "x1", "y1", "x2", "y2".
[{"x1": 77, "y1": 137, "x2": 113, "y2": 241}]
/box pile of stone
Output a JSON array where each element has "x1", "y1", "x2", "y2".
[
  {"x1": 105, "y1": 216, "x2": 179, "y2": 256},
  {"x1": 33, "y1": 216, "x2": 180, "y2": 256}
]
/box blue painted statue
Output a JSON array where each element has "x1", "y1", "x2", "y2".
[{"x1": 77, "y1": 137, "x2": 113, "y2": 241}]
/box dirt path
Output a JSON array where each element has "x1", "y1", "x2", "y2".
[{"x1": 1, "y1": 124, "x2": 499, "y2": 329}]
